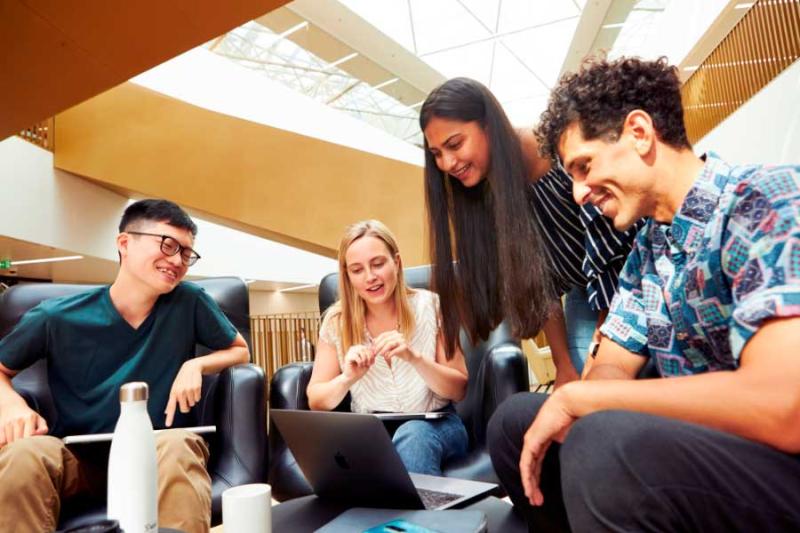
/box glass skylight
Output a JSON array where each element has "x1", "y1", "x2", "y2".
[
  {"x1": 210, "y1": 0, "x2": 675, "y2": 145},
  {"x1": 209, "y1": 21, "x2": 422, "y2": 145},
  {"x1": 342, "y1": 0, "x2": 583, "y2": 127}
]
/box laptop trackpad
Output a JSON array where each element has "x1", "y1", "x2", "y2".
[{"x1": 410, "y1": 473, "x2": 496, "y2": 510}]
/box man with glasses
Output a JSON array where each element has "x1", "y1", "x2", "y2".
[{"x1": 0, "y1": 199, "x2": 249, "y2": 533}]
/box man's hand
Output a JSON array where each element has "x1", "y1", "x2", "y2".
[
  {"x1": 0, "y1": 402, "x2": 48, "y2": 448},
  {"x1": 520, "y1": 388, "x2": 577, "y2": 506},
  {"x1": 342, "y1": 344, "x2": 374, "y2": 382},
  {"x1": 371, "y1": 330, "x2": 418, "y2": 365},
  {"x1": 165, "y1": 359, "x2": 204, "y2": 427}
]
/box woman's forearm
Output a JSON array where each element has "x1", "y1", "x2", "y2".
[
  {"x1": 307, "y1": 373, "x2": 356, "y2": 411},
  {"x1": 410, "y1": 354, "x2": 468, "y2": 401},
  {"x1": 542, "y1": 302, "x2": 577, "y2": 377}
]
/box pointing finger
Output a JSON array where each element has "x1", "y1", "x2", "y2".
[{"x1": 164, "y1": 394, "x2": 177, "y2": 427}]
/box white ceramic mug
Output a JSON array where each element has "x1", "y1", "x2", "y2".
[{"x1": 222, "y1": 483, "x2": 272, "y2": 533}]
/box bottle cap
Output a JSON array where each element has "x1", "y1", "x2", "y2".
[{"x1": 119, "y1": 382, "x2": 149, "y2": 402}]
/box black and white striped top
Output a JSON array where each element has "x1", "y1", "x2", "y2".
[{"x1": 529, "y1": 166, "x2": 644, "y2": 310}]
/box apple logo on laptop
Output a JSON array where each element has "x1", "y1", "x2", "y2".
[{"x1": 334, "y1": 451, "x2": 350, "y2": 470}]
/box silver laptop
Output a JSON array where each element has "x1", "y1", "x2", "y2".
[{"x1": 270, "y1": 409, "x2": 497, "y2": 510}]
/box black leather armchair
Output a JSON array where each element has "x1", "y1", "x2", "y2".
[
  {"x1": 0, "y1": 277, "x2": 268, "y2": 529},
  {"x1": 268, "y1": 265, "x2": 529, "y2": 501}
]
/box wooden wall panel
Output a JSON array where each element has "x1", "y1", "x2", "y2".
[{"x1": 682, "y1": 0, "x2": 800, "y2": 143}]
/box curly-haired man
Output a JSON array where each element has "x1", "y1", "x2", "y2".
[{"x1": 489, "y1": 56, "x2": 800, "y2": 531}]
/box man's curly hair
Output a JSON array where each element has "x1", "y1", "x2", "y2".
[{"x1": 535, "y1": 56, "x2": 691, "y2": 162}]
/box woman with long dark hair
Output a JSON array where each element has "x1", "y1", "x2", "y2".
[{"x1": 420, "y1": 78, "x2": 642, "y2": 385}]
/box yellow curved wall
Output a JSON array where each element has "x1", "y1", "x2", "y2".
[{"x1": 55, "y1": 83, "x2": 428, "y2": 264}]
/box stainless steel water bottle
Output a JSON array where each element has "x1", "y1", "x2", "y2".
[{"x1": 107, "y1": 382, "x2": 158, "y2": 533}]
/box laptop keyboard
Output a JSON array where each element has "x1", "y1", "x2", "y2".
[{"x1": 417, "y1": 487, "x2": 462, "y2": 509}]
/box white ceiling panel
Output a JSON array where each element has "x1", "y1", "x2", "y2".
[
  {"x1": 423, "y1": 40, "x2": 496, "y2": 87},
  {"x1": 457, "y1": 0, "x2": 502, "y2": 32},
  {"x1": 503, "y1": 94, "x2": 552, "y2": 128},
  {"x1": 489, "y1": 43, "x2": 544, "y2": 103},
  {"x1": 410, "y1": 0, "x2": 492, "y2": 56},
  {"x1": 501, "y1": 16, "x2": 582, "y2": 89},
  {"x1": 497, "y1": 0, "x2": 580, "y2": 34},
  {"x1": 209, "y1": 0, "x2": 683, "y2": 146}
]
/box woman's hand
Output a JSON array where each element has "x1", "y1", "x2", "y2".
[
  {"x1": 342, "y1": 344, "x2": 375, "y2": 382},
  {"x1": 371, "y1": 330, "x2": 418, "y2": 365}
]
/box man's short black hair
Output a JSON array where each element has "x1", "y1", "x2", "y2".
[
  {"x1": 119, "y1": 199, "x2": 198, "y2": 236},
  {"x1": 536, "y1": 56, "x2": 691, "y2": 162}
]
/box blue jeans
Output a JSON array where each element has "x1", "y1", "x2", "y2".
[
  {"x1": 392, "y1": 412, "x2": 468, "y2": 475},
  {"x1": 563, "y1": 287, "x2": 599, "y2": 374}
]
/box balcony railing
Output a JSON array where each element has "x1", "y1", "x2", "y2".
[
  {"x1": 682, "y1": 0, "x2": 800, "y2": 143},
  {"x1": 250, "y1": 312, "x2": 320, "y2": 381},
  {"x1": 18, "y1": 118, "x2": 54, "y2": 151}
]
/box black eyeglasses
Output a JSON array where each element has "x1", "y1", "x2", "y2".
[{"x1": 126, "y1": 231, "x2": 201, "y2": 266}]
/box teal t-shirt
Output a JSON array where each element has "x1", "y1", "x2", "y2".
[{"x1": 0, "y1": 282, "x2": 238, "y2": 436}]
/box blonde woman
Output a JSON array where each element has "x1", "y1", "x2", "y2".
[{"x1": 307, "y1": 220, "x2": 469, "y2": 475}]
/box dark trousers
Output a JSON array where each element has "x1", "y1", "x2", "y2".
[{"x1": 488, "y1": 392, "x2": 800, "y2": 532}]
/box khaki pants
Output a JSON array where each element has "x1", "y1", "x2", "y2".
[{"x1": 0, "y1": 429, "x2": 211, "y2": 533}]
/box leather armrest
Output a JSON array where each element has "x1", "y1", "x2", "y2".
[
  {"x1": 483, "y1": 344, "x2": 529, "y2": 433},
  {"x1": 268, "y1": 362, "x2": 315, "y2": 501},
  {"x1": 446, "y1": 343, "x2": 527, "y2": 492},
  {"x1": 208, "y1": 364, "x2": 268, "y2": 519},
  {"x1": 269, "y1": 362, "x2": 314, "y2": 410}
]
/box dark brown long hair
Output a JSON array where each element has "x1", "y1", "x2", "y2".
[{"x1": 420, "y1": 77, "x2": 556, "y2": 354}]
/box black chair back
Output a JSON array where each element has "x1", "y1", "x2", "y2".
[{"x1": 318, "y1": 264, "x2": 433, "y2": 313}]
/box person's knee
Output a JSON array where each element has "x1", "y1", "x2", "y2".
[
  {"x1": 393, "y1": 421, "x2": 446, "y2": 474},
  {"x1": 562, "y1": 410, "x2": 665, "y2": 473},
  {"x1": 561, "y1": 410, "x2": 634, "y2": 480},
  {"x1": 155, "y1": 431, "x2": 211, "y2": 531},
  {"x1": 561, "y1": 410, "x2": 667, "y2": 524},
  {"x1": 0, "y1": 436, "x2": 65, "y2": 492},
  {"x1": 488, "y1": 392, "x2": 546, "y2": 453},
  {"x1": 393, "y1": 421, "x2": 441, "y2": 453},
  {"x1": 1, "y1": 435, "x2": 64, "y2": 471},
  {"x1": 156, "y1": 429, "x2": 209, "y2": 468}
]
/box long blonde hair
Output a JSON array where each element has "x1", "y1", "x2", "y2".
[{"x1": 328, "y1": 220, "x2": 416, "y2": 354}]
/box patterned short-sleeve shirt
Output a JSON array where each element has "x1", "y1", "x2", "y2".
[{"x1": 601, "y1": 152, "x2": 800, "y2": 376}]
